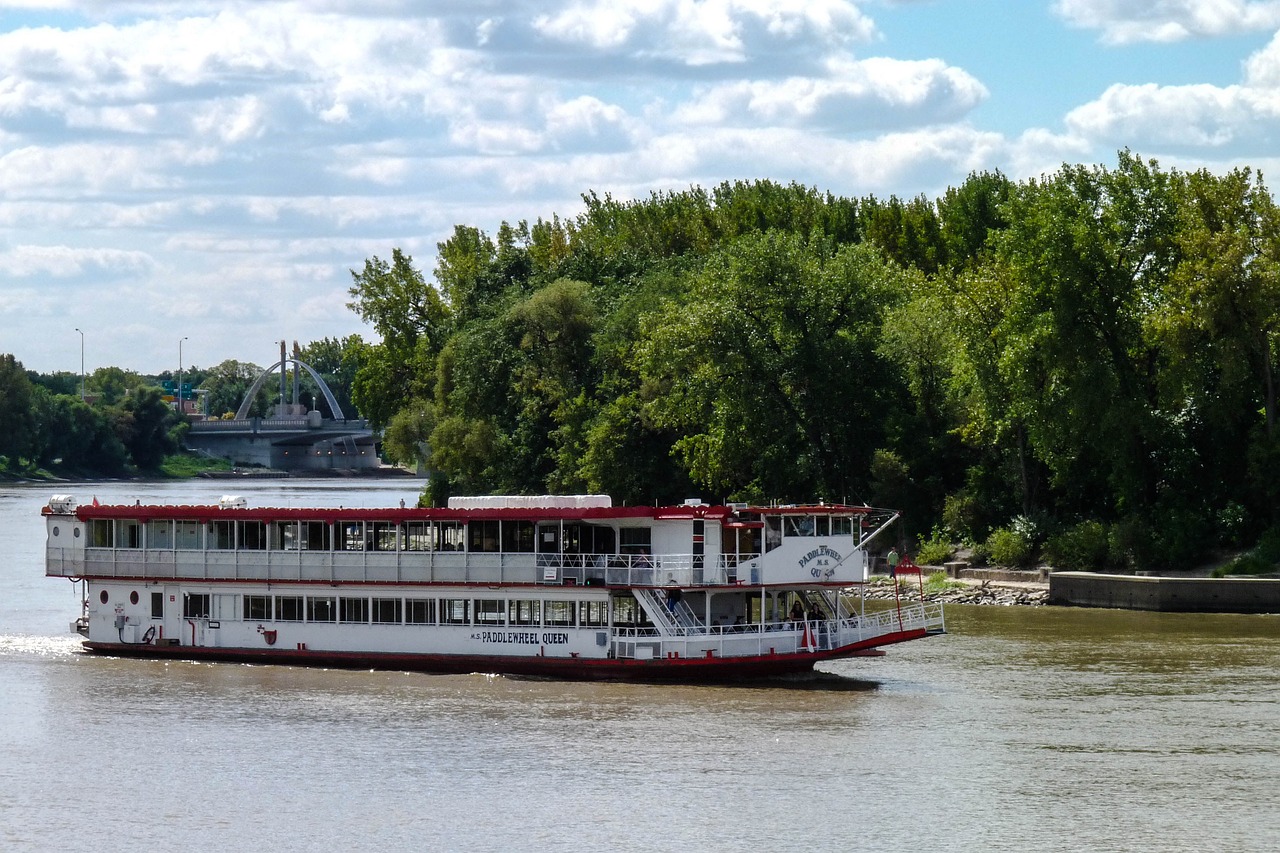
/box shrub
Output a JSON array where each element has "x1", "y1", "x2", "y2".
[
  {"x1": 1044, "y1": 520, "x2": 1111, "y2": 571},
  {"x1": 915, "y1": 528, "x2": 953, "y2": 566},
  {"x1": 967, "y1": 540, "x2": 991, "y2": 567},
  {"x1": 1213, "y1": 526, "x2": 1280, "y2": 577},
  {"x1": 987, "y1": 523, "x2": 1035, "y2": 567},
  {"x1": 942, "y1": 492, "x2": 981, "y2": 540}
]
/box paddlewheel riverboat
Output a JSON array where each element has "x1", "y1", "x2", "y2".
[{"x1": 44, "y1": 494, "x2": 945, "y2": 681}]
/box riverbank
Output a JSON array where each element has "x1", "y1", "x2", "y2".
[{"x1": 861, "y1": 572, "x2": 1050, "y2": 607}]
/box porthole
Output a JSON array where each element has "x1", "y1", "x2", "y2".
[
  {"x1": 52, "y1": 526, "x2": 60, "y2": 537},
  {"x1": 130, "y1": 591, "x2": 139, "y2": 605},
  {"x1": 99, "y1": 590, "x2": 109, "y2": 604},
  {"x1": 74, "y1": 528, "x2": 81, "y2": 538}
]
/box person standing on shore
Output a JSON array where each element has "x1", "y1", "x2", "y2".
[{"x1": 887, "y1": 547, "x2": 900, "y2": 579}]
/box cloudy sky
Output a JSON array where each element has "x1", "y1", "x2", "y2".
[{"x1": 4, "y1": 0, "x2": 1280, "y2": 376}]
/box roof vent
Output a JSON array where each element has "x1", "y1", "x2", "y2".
[
  {"x1": 683, "y1": 498, "x2": 705, "y2": 506},
  {"x1": 218, "y1": 495, "x2": 248, "y2": 509}
]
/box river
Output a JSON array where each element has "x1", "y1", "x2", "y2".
[{"x1": 2, "y1": 480, "x2": 1277, "y2": 852}]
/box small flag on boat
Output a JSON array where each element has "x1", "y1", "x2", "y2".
[{"x1": 92, "y1": 496, "x2": 99, "y2": 507}]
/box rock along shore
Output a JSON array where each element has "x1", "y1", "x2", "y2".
[{"x1": 859, "y1": 572, "x2": 1050, "y2": 607}]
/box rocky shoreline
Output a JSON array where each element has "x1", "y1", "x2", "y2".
[{"x1": 859, "y1": 576, "x2": 1050, "y2": 607}]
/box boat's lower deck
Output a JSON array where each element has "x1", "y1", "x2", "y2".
[{"x1": 69, "y1": 577, "x2": 944, "y2": 679}]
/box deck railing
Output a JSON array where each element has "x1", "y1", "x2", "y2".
[
  {"x1": 610, "y1": 602, "x2": 945, "y2": 660},
  {"x1": 46, "y1": 547, "x2": 765, "y2": 588}
]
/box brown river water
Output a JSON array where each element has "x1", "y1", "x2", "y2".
[{"x1": 2, "y1": 481, "x2": 1277, "y2": 852}]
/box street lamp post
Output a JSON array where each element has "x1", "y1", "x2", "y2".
[
  {"x1": 178, "y1": 336, "x2": 189, "y2": 415},
  {"x1": 74, "y1": 328, "x2": 85, "y2": 402}
]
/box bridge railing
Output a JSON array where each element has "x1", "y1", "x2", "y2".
[{"x1": 189, "y1": 418, "x2": 369, "y2": 433}]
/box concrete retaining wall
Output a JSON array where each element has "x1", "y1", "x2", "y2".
[{"x1": 1048, "y1": 572, "x2": 1280, "y2": 613}]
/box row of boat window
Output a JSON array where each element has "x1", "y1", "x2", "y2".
[
  {"x1": 87, "y1": 518, "x2": 654, "y2": 554},
  {"x1": 764, "y1": 515, "x2": 855, "y2": 551},
  {"x1": 147, "y1": 592, "x2": 632, "y2": 628}
]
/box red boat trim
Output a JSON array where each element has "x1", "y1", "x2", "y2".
[{"x1": 81, "y1": 629, "x2": 929, "y2": 682}]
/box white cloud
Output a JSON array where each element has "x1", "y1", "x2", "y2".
[
  {"x1": 674, "y1": 56, "x2": 986, "y2": 131},
  {"x1": 1065, "y1": 82, "x2": 1274, "y2": 148},
  {"x1": 532, "y1": 0, "x2": 876, "y2": 66},
  {"x1": 1054, "y1": 0, "x2": 1280, "y2": 44},
  {"x1": 1060, "y1": 29, "x2": 1280, "y2": 153},
  {"x1": 0, "y1": 244, "x2": 154, "y2": 278}
]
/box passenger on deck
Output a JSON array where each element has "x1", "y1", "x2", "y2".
[{"x1": 789, "y1": 600, "x2": 804, "y2": 622}]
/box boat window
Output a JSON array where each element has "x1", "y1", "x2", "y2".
[
  {"x1": 544, "y1": 600, "x2": 575, "y2": 627},
  {"x1": 238, "y1": 520, "x2": 267, "y2": 550},
  {"x1": 335, "y1": 522, "x2": 364, "y2": 551},
  {"x1": 784, "y1": 516, "x2": 815, "y2": 537},
  {"x1": 405, "y1": 598, "x2": 436, "y2": 624},
  {"x1": 183, "y1": 593, "x2": 211, "y2": 619},
  {"x1": 563, "y1": 524, "x2": 616, "y2": 555},
  {"x1": 832, "y1": 516, "x2": 852, "y2": 536},
  {"x1": 271, "y1": 521, "x2": 298, "y2": 551},
  {"x1": 213, "y1": 594, "x2": 239, "y2": 620},
  {"x1": 509, "y1": 599, "x2": 540, "y2": 626},
  {"x1": 174, "y1": 520, "x2": 201, "y2": 550},
  {"x1": 276, "y1": 596, "x2": 304, "y2": 621},
  {"x1": 468, "y1": 520, "x2": 500, "y2": 553},
  {"x1": 764, "y1": 516, "x2": 781, "y2": 552},
  {"x1": 370, "y1": 522, "x2": 399, "y2": 552},
  {"x1": 147, "y1": 519, "x2": 173, "y2": 549},
  {"x1": 611, "y1": 594, "x2": 647, "y2": 628},
  {"x1": 151, "y1": 592, "x2": 164, "y2": 619},
  {"x1": 89, "y1": 519, "x2": 114, "y2": 547},
  {"x1": 340, "y1": 597, "x2": 369, "y2": 623},
  {"x1": 438, "y1": 521, "x2": 464, "y2": 551},
  {"x1": 441, "y1": 598, "x2": 470, "y2": 625},
  {"x1": 619, "y1": 526, "x2": 652, "y2": 554},
  {"x1": 501, "y1": 520, "x2": 535, "y2": 553},
  {"x1": 209, "y1": 520, "x2": 234, "y2": 550},
  {"x1": 814, "y1": 515, "x2": 829, "y2": 536},
  {"x1": 306, "y1": 596, "x2": 336, "y2": 622},
  {"x1": 372, "y1": 598, "x2": 402, "y2": 624},
  {"x1": 300, "y1": 521, "x2": 330, "y2": 551},
  {"x1": 244, "y1": 595, "x2": 272, "y2": 620},
  {"x1": 579, "y1": 600, "x2": 608, "y2": 627},
  {"x1": 474, "y1": 598, "x2": 504, "y2": 625},
  {"x1": 403, "y1": 522, "x2": 432, "y2": 551}
]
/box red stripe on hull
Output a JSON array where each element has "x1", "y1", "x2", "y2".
[{"x1": 82, "y1": 630, "x2": 931, "y2": 682}]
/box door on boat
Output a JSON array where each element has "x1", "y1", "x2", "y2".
[
  {"x1": 537, "y1": 523, "x2": 560, "y2": 581},
  {"x1": 162, "y1": 585, "x2": 182, "y2": 644}
]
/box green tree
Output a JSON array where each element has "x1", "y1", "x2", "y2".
[
  {"x1": 201, "y1": 360, "x2": 267, "y2": 418},
  {"x1": 636, "y1": 233, "x2": 909, "y2": 500},
  {"x1": 298, "y1": 335, "x2": 367, "y2": 419},
  {"x1": 87, "y1": 366, "x2": 139, "y2": 405},
  {"x1": 30, "y1": 389, "x2": 128, "y2": 474},
  {"x1": 992, "y1": 152, "x2": 1179, "y2": 517},
  {"x1": 117, "y1": 386, "x2": 179, "y2": 470},
  {"x1": 0, "y1": 354, "x2": 35, "y2": 466}
]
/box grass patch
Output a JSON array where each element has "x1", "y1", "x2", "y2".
[
  {"x1": 158, "y1": 453, "x2": 234, "y2": 478},
  {"x1": 923, "y1": 570, "x2": 966, "y2": 594}
]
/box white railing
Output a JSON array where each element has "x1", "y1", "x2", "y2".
[
  {"x1": 610, "y1": 602, "x2": 945, "y2": 660},
  {"x1": 49, "y1": 546, "x2": 765, "y2": 588}
]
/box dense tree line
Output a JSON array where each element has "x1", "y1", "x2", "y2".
[
  {"x1": 348, "y1": 153, "x2": 1280, "y2": 571},
  {"x1": 0, "y1": 338, "x2": 363, "y2": 477}
]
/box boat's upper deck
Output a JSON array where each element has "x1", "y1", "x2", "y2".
[{"x1": 44, "y1": 495, "x2": 898, "y2": 588}]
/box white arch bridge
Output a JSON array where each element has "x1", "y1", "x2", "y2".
[{"x1": 184, "y1": 357, "x2": 379, "y2": 472}]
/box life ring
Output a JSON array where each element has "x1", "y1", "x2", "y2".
[{"x1": 141, "y1": 626, "x2": 156, "y2": 644}]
